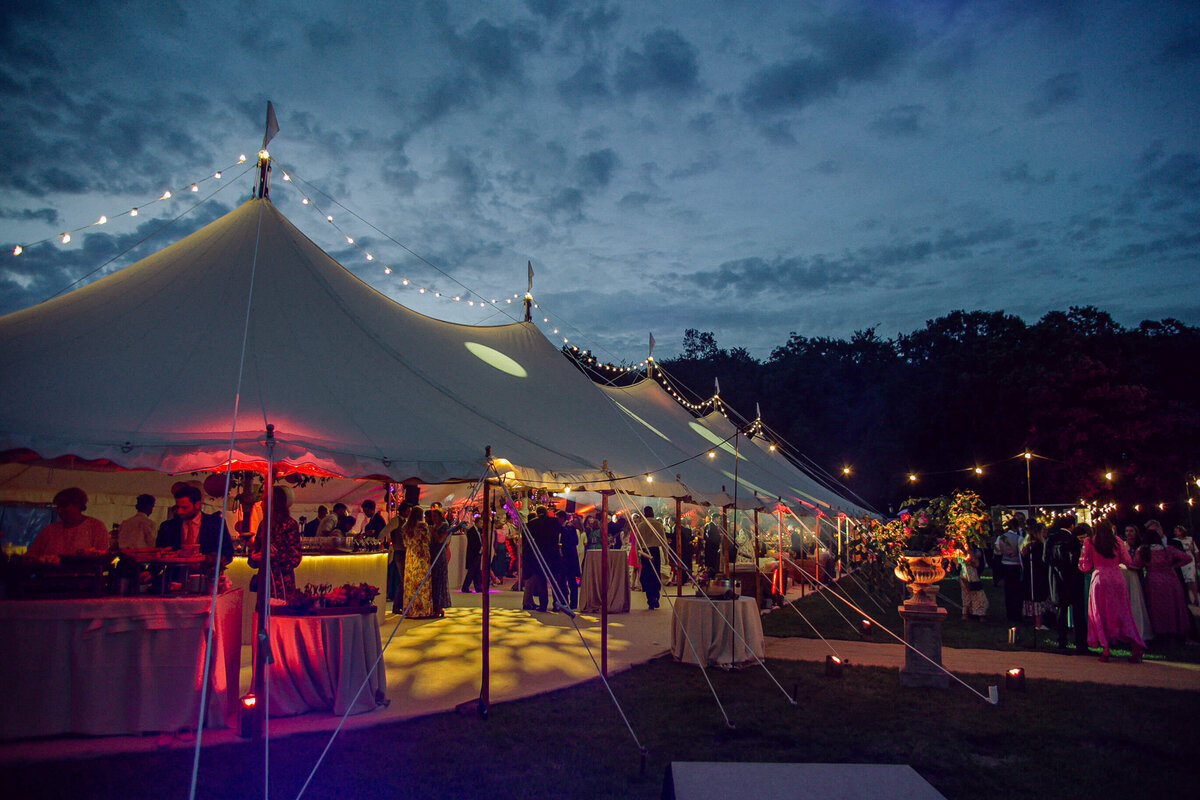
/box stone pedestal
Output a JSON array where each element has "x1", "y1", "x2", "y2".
[{"x1": 898, "y1": 603, "x2": 949, "y2": 688}]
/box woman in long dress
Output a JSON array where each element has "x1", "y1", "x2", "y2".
[
  {"x1": 1131, "y1": 527, "x2": 1192, "y2": 643},
  {"x1": 1121, "y1": 524, "x2": 1153, "y2": 642},
  {"x1": 958, "y1": 544, "x2": 989, "y2": 621},
  {"x1": 398, "y1": 505, "x2": 434, "y2": 619},
  {"x1": 1020, "y1": 522, "x2": 1051, "y2": 630},
  {"x1": 1079, "y1": 524, "x2": 1145, "y2": 662},
  {"x1": 427, "y1": 507, "x2": 451, "y2": 617}
]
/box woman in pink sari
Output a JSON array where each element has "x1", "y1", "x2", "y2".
[
  {"x1": 1079, "y1": 524, "x2": 1145, "y2": 663},
  {"x1": 1131, "y1": 525, "x2": 1192, "y2": 643}
]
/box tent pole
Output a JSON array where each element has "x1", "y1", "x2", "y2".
[
  {"x1": 600, "y1": 488, "x2": 609, "y2": 678},
  {"x1": 777, "y1": 506, "x2": 785, "y2": 595},
  {"x1": 674, "y1": 495, "x2": 683, "y2": 598},
  {"x1": 754, "y1": 506, "x2": 762, "y2": 609},
  {"x1": 479, "y1": 463, "x2": 492, "y2": 717},
  {"x1": 720, "y1": 506, "x2": 729, "y2": 577},
  {"x1": 252, "y1": 424, "x2": 275, "y2": 739}
]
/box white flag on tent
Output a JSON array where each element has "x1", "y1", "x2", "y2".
[
  {"x1": 262, "y1": 101, "x2": 280, "y2": 149},
  {"x1": 527, "y1": 260, "x2": 534, "y2": 293},
  {"x1": 649, "y1": 332, "x2": 656, "y2": 357}
]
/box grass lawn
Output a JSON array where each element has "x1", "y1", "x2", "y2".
[
  {"x1": 6, "y1": 655, "x2": 1195, "y2": 800},
  {"x1": 761, "y1": 572, "x2": 1200, "y2": 665}
]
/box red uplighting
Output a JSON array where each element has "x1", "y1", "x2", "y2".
[{"x1": 241, "y1": 694, "x2": 257, "y2": 709}]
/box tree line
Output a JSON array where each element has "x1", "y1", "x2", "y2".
[{"x1": 568, "y1": 307, "x2": 1200, "y2": 522}]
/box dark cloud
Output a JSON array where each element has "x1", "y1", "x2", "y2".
[
  {"x1": 525, "y1": 0, "x2": 570, "y2": 22},
  {"x1": 573, "y1": 149, "x2": 619, "y2": 189},
  {"x1": 412, "y1": 74, "x2": 480, "y2": 126},
  {"x1": 918, "y1": 38, "x2": 975, "y2": 80},
  {"x1": 1024, "y1": 72, "x2": 1081, "y2": 118},
  {"x1": 442, "y1": 14, "x2": 542, "y2": 88},
  {"x1": 739, "y1": 10, "x2": 914, "y2": 117},
  {"x1": 557, "y1": 58, "x2": 611, "y2": 107},
  {"x1": 303, "y1": 19, "x2": 355, "y2": 52},
  {"x1": 617, "y1": 191, "x2": 664, "y2": 212},
  {"x1": 439, "y1": 150, "x2": 486, "y2": 201},
  {"x1": 687, "y1": 254, "x2": 878, "y2": 297},
  {"x1": 687, "y1": 112, "x2": 716, "y2": 134},
  {"x1": 556, "y1": 5, "x2": 621, "y2": 53},
  {"x1": 999, "y1": 161, "x2": 1056, "y2": 186},
  {"x1": 868, "y1": 105, "x2": 927, "y2": 137},
  {"x1": 1156, "y1": 25, "x2": 1200, "y2": 65},
  {"x1": 0, "y1": 206, "x2": 58, "y2": 224},
  {"x1": 538, "y1": 187, "x2": 584, "y2": 221},
  {"x1": 615, "y1": 28, "x2": 700, "y2": 97},
  {"x1": 1139, "y1": 152, "x2": 1200, "y2": 195},
  {"x1": 667, "y1": 153, "x2": 721, "y2": 180}
]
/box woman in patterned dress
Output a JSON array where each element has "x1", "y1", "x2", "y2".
[
  {"x1": 400, "y1": 505, "x2": 434, "y2": 618},
  {"x1": 249, "y1": 485, "x2": 301, "y2": 598}
]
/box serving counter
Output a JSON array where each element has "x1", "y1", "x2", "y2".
[
  {"x1": 226, "y1": 552, "x2": 388, "y2": 640},
  {"x1": 0, "y1": 589, "x2": 242, "y2": 738}
]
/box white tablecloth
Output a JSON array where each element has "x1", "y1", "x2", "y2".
[
  {"x1": 670, "y1": 596, "x2": 764, "y2": 667},
  {"x1": 0, "y1": 590, "x2": 243, "y2": 738},
  {"x1": 227, "y1": 553, "x2": 388, "y2": 640},
  {"x1": 579, "y1": 549, "x2": 631, "y2": 614},
  {"x1": 265, "y1": 609, "x2": 387, "y2": 717}
]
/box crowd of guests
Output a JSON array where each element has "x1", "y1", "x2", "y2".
[{"x1": 961, "y1": 513, "x2": 1198, "y2": 661}]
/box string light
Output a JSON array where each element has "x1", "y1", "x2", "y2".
[{"x1": 6, "y1": 156, "x2": 249, "y2": 257}]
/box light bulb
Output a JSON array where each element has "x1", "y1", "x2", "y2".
[
  {"x1": 365, "y1": 253, "x2": 373, "y2": 261},
  {"x1": 214, "y1": 171, "x2": 222, "y2": 179},
  {"x1": 238, "y1": 154, "x2": 247, "y2": 162},
  {"x1": 190, "y1": 184, "x2": 198, "y2": 192},
  {"x1": 162, "y1": 191, "x2": 171, "y2": 199},
  {"x1": 96, "y1": 216, "x2": 107, "y2": 225},
  {"x1": 130, "y1": 208, "x2": 138, "y2": 216},
  {"x1": 60, "y1": 233, "x2": 70, "y2": 244},
  {"x1": 12, "y1": 245, "x2": 22, "y2": 256}
]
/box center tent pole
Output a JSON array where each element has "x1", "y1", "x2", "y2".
[
  {"x1": 479, "y1": 461, "x2": 493, "y2": 717},
  {"x1": 600, "y1": 487, "x2": 610, "y2": 678},
  {"x1": 252, "y1": 424, "x2": 275, "y2": 739}
]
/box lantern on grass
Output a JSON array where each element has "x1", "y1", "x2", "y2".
[
  {"x1": 1005, "y1": 667, "x2": 1026, "y2": 691},
  {"x1": 825, "y1": 655, "x2": 844, "y2": 678},
  {"x1": 859, "y1": 619, "x2": 872, "y2": 637},
  {"x1": 238, "y1": 693, "x2": 261, "y2": 738}
]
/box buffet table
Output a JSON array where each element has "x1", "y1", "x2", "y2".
[
  {"x1": 669, "y1": 596, "x2": 764, "y2": 668},
  {"x1": 579, "y1": 549, "x2": 631, "y2": 614},
  {"x1": 226, "y1": 552, "x2": 388, "y2": 639},
  {"x1": 0, "y1": 589, "x2": 242, "y2": 738},
  {"x1": 265, "y1": 608, "x2": 386, "y2": 717}
]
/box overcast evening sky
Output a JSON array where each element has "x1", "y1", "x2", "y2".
[{"x1": 2, "y1": 1, "x2": 1198, "y2": 364}]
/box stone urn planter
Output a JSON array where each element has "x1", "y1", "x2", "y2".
[{"x1": 894, "y1": 554, "x2": 946, "y2": 608}]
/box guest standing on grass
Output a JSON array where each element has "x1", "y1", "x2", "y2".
[
  {"x1": 1131, "y1": 524, "x2": 1192, "y2": 644},
  {"x1": 958, "y1": 543, "x2": 989, "y2": 621},
  {"x1": 1046, "y1": 519, "x2": 1087, "y2": 652},
  {"x1": 994, "y1": 517, "x2": 1024, "y2": 623},
  {"x1": 396, "y1": 506, "x2": 433, "y2": 618},
  {"x1": 248, "y1": 485, "x2": 302, "y2": 597},
  {"x1": 1174, "y1": 525, "x2": 1199, "y2": 606},
  {"x1": 1079, "y1": 524, "x2": 1145, "y2": 663},
  {"x1": 1021, "y1": 521, "x2": 1051, "y2": 631},
  {"x1": 557, "y1": 510, "x2": 581, "y2": 610},
  {"x1": 1121, "y1": 524, "x2": 1154, "y2": 643}
]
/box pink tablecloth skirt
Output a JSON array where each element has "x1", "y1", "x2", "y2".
[
  {"x1": 265, "y1": 610, "x2": 387, "y2": 717},
  {"x1": 0, "y1": 590, "x2": 242, "y2": 738}
]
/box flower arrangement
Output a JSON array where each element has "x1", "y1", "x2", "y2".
[{"x1": 285, "y1": 582, "x2": 380, "y2": 613}]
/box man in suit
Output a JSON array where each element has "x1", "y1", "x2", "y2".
[
  {"x1": 1045, "y1": 515, "x2": 1086, "y2": 652},
  {"x1": 461, "y1": 513, "x2": 484, "y2": 593},
  {"x1": 156, "y1": 484, "x2": 234, "y2": 568},
  {"x1": 357, "y1": 500, "x2": 386, "y2": 537},
  {"x1": 522, "y1": 506, "x2": 562, "y2": 612},
  {"x1": 635, "y1": 506, "x2": 668, "y2": 609},
  {"x1": 302, "y1": 506, "x2": 328, "y2": 538}
]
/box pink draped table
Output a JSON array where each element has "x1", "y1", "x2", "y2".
[
  {"x1": 0, "y1": 589, "x2": 243, "y2": 738},
  {"x1": 264, "y1": 607, "x2": 387, "y2": 717}
]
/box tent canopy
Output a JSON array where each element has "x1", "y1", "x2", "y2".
[{"x1": 0, "y1": 199, "x2": 715, "y2": 496}]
